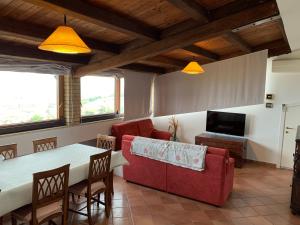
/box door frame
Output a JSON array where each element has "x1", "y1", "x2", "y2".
[{"x1": 279, "y1": 103, "x2": 300, "y2": 168}]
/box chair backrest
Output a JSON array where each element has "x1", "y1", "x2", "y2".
[
  {"x1": 88, "y1": 150, "x2": 111, "y2": 184},
  {"x1": 96, "y1": 134, "x2": 116, "y2": 151},
  {"x1": 33, "y1": 137, "x2": 57, "y2": 153},
  {"x1": 0, "y1": 144, "x2": 17, "y2": 160},
  {"x1": 32, "y1": 164, "x2": 70, "y2": 223}
]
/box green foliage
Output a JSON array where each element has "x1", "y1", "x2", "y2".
[{"x1": 30, "y1": 114, "x2": 44, "y2": 122}]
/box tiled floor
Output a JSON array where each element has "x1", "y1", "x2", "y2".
[{"x1": 4, "y1": 162, "x2": 300, "y2": 225}]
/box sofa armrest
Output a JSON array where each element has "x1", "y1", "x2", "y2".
[
  {"x1": 226, "y1": 157, "x2": 235, "y2": 175},
  {"x1": 151, "y1": 129, "x2": 171, "y2": 140}
]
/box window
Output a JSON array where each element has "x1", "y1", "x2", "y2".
[
  {"x1": 0, "y1": 71, "x2": 63, "y2": 134},
  {"x1": 81, "y1": 76, "x2": 123, "y2": 121}
]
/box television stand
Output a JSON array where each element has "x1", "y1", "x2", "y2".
[{"x1": 195, "y1": 132, "x2": 247, "y2": 168}]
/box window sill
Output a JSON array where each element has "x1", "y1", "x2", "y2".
[
  {"x1": 0, "y1": 119, "x2": 66, "y2": 135},
  {"x1": 81, "y1": 113, "x2": 121, "y2": 123}
]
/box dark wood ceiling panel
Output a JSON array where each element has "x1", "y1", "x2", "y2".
[
  {"x1": 161, "y1": 49, "x2": 212, "y2": 65},
  {"x1": 194, "y1": 0, "x2": 235, "y2": 10},
  {"x1": 0, "y1": 0, "x2": 135, "y2": 44},
  {"x1": 194, "y1": 36, "x2": 241, "y2": 56},
  {"x1": 236, "y1": 21, "x2": 283, "y2": 47},
  {"x1": 87, "y1": 0, "x2": 189, "y2": 29},
  {"x1": 0, "y1": 0, "x2": 291, "y2": 74}
]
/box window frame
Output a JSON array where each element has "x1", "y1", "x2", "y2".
[
  {"x1": 0, "y1": 74, "x2": 66, "y2": 135},
  {"x1": 80, "y1": 76, "x2": 122, "y2": 123}
]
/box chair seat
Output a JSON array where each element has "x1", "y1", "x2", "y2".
[
  {"x1": 12, "y1": 201, "x2": 62, "y2": 223},
  {"x1": 69, "y1": 180, "x2": 106, "y2": 196}
]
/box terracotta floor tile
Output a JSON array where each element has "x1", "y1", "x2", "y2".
[
  {"x1": 112, "y1": 199, "x2": 129, "y2": 208},
  {"x1": 220, "y1": 208, "x2": 243, "y2": 219},
  {"x1": 247, "y1": 216, "x2": 274, "y2": 225},
  {"x1": 263, "y1": 214, "x2": 293, "y2": 225},
  {"x1": 231, "y1": 198, "x2": 249, "y2": 207},
  {"x1": 112, "y1": 207, "x2": 131, "y2": 218},
  {"x1": 133, "y1": 215, "x2": 155, "y2": 225},
  {"x1": 188, "y1": 210, "x2": 212, "y2": 222},
  {"x1": 180, "y1": 202, "x2": 201, "y2": 211},
  {"x1": 231, "y1": 218, "x2": 253, "y2": 225},
  {"x1": 252, "y1": 205, "x2": 277, "y2": 216},
  {"x1": 193, "y1": 221, "x2": 214, "y2": 225},
  {"x1": 237, "y1": 207, "x2": 259, "y2": 217},
  {"x1": 243, "y1": 197, "x2": 265, "y2": 206},
  {"x1": 130, "y1": 205, "x2": 151, "y2": 216},
  {"x1": 112, "y1": 217, "x2": 133, "y2": 225},
  {"x1": 205, "y1": 209, "x2": 229, "y2": 221}
]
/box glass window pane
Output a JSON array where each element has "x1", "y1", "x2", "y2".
[
  {"x1": 120, "y1": 78, "x2": 124, "y2": 115},
  {"x1": 0, "y1": 71, "x2": 58, "y2": 126},
  {"x1": 81, "y1": 76, "x2": 115, "y2": 116}
]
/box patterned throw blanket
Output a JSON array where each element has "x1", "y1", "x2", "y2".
[{"x1": 130, "y1": 136, "x2": 207, "y2": 171}]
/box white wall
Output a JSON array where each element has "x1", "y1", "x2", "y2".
[
  {"x1": 153, "y1": 57, "x2": 300, "y2": 167},
  {"x1": 0, "y1": 119, "x2": 122, "y2": 156}
]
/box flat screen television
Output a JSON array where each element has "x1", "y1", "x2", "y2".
[{"x1": 206, "y1": 111, "x2": 246, "y2": 136}]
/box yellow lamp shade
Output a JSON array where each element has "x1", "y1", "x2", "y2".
[
  {"x1": 38, "y1": 26, "x2": 91, "y2": 54},
  {"x1": 182, "y1": 61, "x2": 205, "y2": 74}
]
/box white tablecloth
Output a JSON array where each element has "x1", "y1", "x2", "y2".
[{"x1": 0, "y1": 144, "x2": 127, "y2": 217}]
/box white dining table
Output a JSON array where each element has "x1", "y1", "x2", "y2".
[{"x1": 0, "y1": 143, "x2": 128, "y2": 217}]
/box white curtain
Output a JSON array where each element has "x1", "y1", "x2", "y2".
[
  {"x1": 0, "y1": 57, "x2": 72, "y2": 75},
  {"x1": 123, "y1": 70, "x2": 155, "y2": 120},
  {"x1": 154, "y1": 50, "x2": 268, "y2": 116}
]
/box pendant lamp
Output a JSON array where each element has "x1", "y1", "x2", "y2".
[
  {"x1": 38, "y1": 15, "x2": 91, "y2": 54},
  {"x1": 182, "y1": 61, "x2": 205, "y2": 75}
]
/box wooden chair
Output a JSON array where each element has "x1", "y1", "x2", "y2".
[
  {"x1": 96, "y1": 134, "x2": 116, "y2": 195},
  {"x1": 33, "y1": 137, "x2": 57, "y2": 153},
  {"x1": 69, "y1": 151, "x2": 112, "y2": 225},
  {"x1": 11, "y1": 164, "x2": 70, "y2": 225},
  {"x1": 96, "y1": 134, "x2": 116, "y2": 151},
  {"x1": 0, "y1": 144, "x2": 17, "y2": 160}
]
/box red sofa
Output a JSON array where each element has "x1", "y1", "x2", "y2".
[
  {"x1": 111, "y1": 119, "x2": 171, "y2": 150},
  {"x1": 122, "y1": 135, "x2": 235, "y2": 206}
]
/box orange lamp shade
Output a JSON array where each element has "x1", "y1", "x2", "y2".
[
  {"x1": 38, "y1": 26, "x2": 91, "y2": 54},
  {"x1": 182, "y1": 61, "x2": 205, "y2": 74}
]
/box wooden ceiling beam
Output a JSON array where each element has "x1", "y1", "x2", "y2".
[
  {"x1": 0, "y1": 17, "x2": 121, "y2": 55},
  {"x1": 223, "y1": 32, "x2": 252, "y2": 53},
  {"x1": 120, "y1": 63, "x2": 166, "y2": 74},
  {"x1": 22, "y1": 0, "x2": 160, "y2": 40},
  {"x1": 0, "y1": 41, "x2": 90, "y2": 65},
  {"x1": 142, "y1": 56, "x2": 187, "y2": 68},
  {"x1": 183, "y1": 45, "x2": 219, "y2": 61},
  {"x1": 75, "y1": 1, "x2": 279, "y2": 77},
  {"x1": 161, "y1": 0, "x2": 276, "y2": 38},
  {"x1": 277, "y1": 19, "x2": 290, "y2": 48},
  {"x1": 167, "y1": 0, "x2": 210, "y2": 23},
  {"x1": 253, "y1": 39, "x2": 291, "y2": 57},
  {"x1": 220, "y1": 39, "x2": 291, "y2": 60},
  {"x1": 211, "y1": 0, "x2": 274, "y2": 20}
]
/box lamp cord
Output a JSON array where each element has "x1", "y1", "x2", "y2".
[{"x1": 64, "y1": 15, "x2": 66, "y2": 25}]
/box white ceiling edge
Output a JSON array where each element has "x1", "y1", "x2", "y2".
[{"x1": 277, "y1": 0, "x2": 300, "y2": 51}]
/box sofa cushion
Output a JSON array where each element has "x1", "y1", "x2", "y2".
[
  {"x1": 137, "y1": 119, "x2": 154, "y2": 138},
  {"x1": 112, "y1": 122, "x2": 140, "y2": 150}
]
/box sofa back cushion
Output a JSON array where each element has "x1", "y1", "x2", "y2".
[
  {"x1": 137, "y1": 119, "x2": 154, "y2": 138},
  {"x1": 112, "y1": 122, "x2": 140, "y2": 150}
]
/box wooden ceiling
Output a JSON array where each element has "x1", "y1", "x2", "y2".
[{"x1": 0, "y1": 0, "x2": 291, "y2": 75}]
